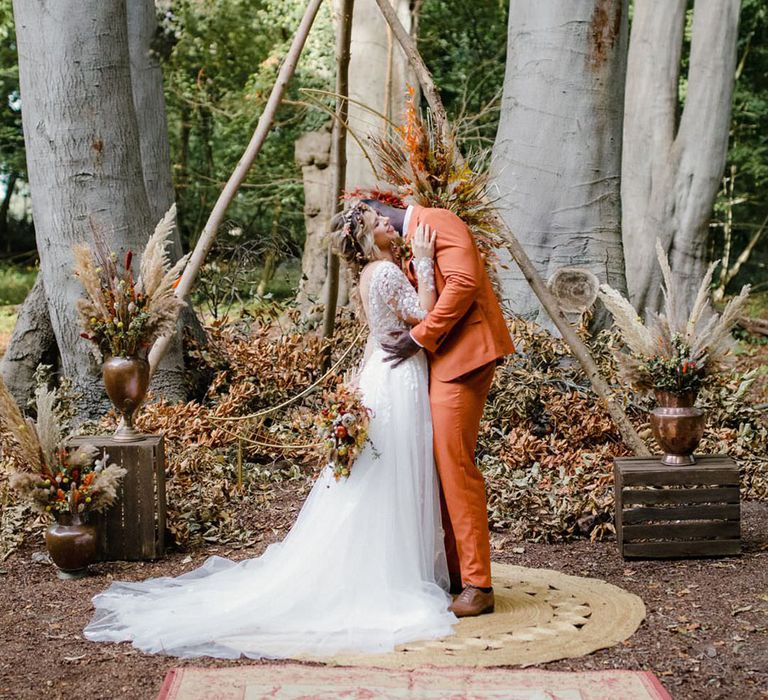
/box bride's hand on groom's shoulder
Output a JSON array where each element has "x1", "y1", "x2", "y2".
[{"x1": 412, "y1": 224, "x2": 437, "y2": 260}]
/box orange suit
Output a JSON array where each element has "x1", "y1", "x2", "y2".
[{"x1": 407, "y1": 206, "x2": 515, "y2": 589}]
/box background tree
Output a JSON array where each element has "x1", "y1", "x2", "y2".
[
  {"x1": 490, "y1": 0, "x2": 629, "y2": 328},
  {"x1": 11, "y1": 0, "x2": 173, "y2": 418},
  {"x1": 622, "y1": 0, "x2": 741, "y2": 314},
  {"x1": 344, "y1": 0, "x2": 413, "y2": 188},
  {"x1": 417, "y1": 0, "x2": 508, "y2": 155}
]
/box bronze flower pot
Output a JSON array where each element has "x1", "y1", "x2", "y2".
[
  {"x1": 650, "y1": 406, "x2": 706, "y2": 466},
  {"x1": 654, "y1": 389, "x2": 698, "y2": 408},
  {"x1": 45, "y1": 513, "x2": 97, "y2": 579},
  {"x1": 102, "y1": 356, "x2": 149, "y2": 442}
]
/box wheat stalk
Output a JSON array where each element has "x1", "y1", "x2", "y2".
[
  {"x1": 685, "y1": 258, "x2": 720, "y2": 345},
  {"x1": 33, "y1": 386, "x2": 61, "y2": 468},
  {"x1": 597, "y1": 284, "x2": 656, "y2": 356},
  {"x1": 73, "y1": 245, "x2": 112, "y2": 320},
  {"x1": 138, "y1": 204, "x2": 177, "y2": 297},
  {"x1": 655, "y1": 239, "x2": 683, "y2": 336},
  {"x1": 0, "y1": 376, "x2": 42, "y2": 473}
]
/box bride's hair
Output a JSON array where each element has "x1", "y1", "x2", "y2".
[{"x1": 328, "y1": 201, "x2": 383, "y2": 277}]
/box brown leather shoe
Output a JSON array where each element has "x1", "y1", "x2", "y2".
[{"x1": 449, "y1": 585, "x2": 495, "y2": 617}]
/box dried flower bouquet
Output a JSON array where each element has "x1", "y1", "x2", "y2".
[
  {"x1": 366, "y1": 87, "x2": 503, "y2": 275},
  {"x1": 598, "y1": 240, "x2": 750, "y2": 397},
  {"x1": 74, "y1": 204, "x2": 188, "y2": 361},
  {"x1": 314, "y1": 384, "x2": 374, "y2": 481},
  {"x1": 1, "y1": 377, "x2": 126, "y2": 516}
]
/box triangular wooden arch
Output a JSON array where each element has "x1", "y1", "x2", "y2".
[{"x1": 148, "y1": 0, "x2": 648, "y2": 456}]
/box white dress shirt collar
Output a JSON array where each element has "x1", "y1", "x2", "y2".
[{"x1": 402, "y1": 204, "x2": 414, "y2": 238}]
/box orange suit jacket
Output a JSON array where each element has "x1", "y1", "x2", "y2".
[{"x1": 407, "y1": 205, "x2": 515, "y2": 381}]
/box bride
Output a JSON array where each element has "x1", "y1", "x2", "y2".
[{"x1": 84, "y1": 201, "x2": 458, "y2": 659}]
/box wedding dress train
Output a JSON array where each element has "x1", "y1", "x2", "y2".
[{"x1": 84, "y1": 261, "x2": 456, "y2": 659}]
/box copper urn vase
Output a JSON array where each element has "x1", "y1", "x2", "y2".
[
  {"x1": 45, "y1": 513, "x2": 97, "y2": 579},
  {"x1": 650, "y1": 389, "x2": 705, "y2": 466},
  {"x1": 102, "y1": 356, "x2": 150, "y2": 441}
]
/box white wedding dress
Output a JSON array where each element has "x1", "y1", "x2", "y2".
[{"x1": 84, "y1": 260, "x2": 456, "y2": 659}]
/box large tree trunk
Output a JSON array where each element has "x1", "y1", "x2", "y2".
[
  {"x1": 490, "y1": 0, "x2": 629, "y2": 330},
  {"x1": 12, "y1": 0, "x2": 164, "y2": 419},
  {"x1": 127, "y1": 0, "x2": 179, "y2": 246},
  {"x1": 127, "y1": 0, "x2": 204, "y2": 392},
  {"x1": 622, "y1": 0, "x2": 741, "y2": 315},
  {"x1": 345, "y1": 0, "x2": 413, "y2": 187}
]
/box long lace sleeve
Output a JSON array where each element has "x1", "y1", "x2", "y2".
[
  {"x1": 414, "y1": 258, "x2": 435, "y2": 294},
  {"x1": 369, "y1": 261, "x2": 427, "y2": 329}
]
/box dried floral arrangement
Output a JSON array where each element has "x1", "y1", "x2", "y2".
[
  {"x1": 597, "y1": 241, "x2": 751, "y2": 397},
  {"x1": 0, "y1": 377, "x2": 126, "y2": 517},
  {"x1": 74, "y1": 204, "x2": 188, "y2": 360},
  {"x1": 314, "y1": 382, "x2": 374, "y2": 481},
  {"x1": 363, "y1": 88, "x2": 504, "y2": 273}
]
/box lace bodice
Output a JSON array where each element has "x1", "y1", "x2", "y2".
[{"x1": 366, "y1": 261, "x2": 427, "y2": 345}]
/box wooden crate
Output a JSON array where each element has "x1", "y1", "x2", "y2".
[
  {"x1": 68, "y1": 435, "x2": 166, "y2": 561},
  {"x1": 614, "y1": 454, "x2": 740, "y2": 558}
]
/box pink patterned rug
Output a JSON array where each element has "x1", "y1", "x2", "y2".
[{"x1": 157, "y1": 664, "x2": 671, "y2": 699}]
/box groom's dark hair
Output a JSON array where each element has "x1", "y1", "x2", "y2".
[{"x1": 361, "y1": 198, "x2": 404, "y2": 216}]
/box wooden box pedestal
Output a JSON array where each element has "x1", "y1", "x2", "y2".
[
  {"x1": 613, "y1": 455, "x2": 740, "y2": 559},
  {"x1": 68, "y1": 435, "x2": 166, "y2": 561}
]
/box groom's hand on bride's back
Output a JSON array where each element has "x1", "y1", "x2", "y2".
[{"x1": 382, "y1": 329, "x2": 421, "y2": 367}]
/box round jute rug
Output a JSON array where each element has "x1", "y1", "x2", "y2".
[{"x1": 324, "y1": 562, "x2": 646, "y2": 668}]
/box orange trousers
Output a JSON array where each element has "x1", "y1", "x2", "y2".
[{"x1": 430, "y1": 360, "x2": 495, "y2": 589}]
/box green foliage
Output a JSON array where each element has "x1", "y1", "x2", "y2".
[
  {"x1": 711, "y1": 0, "x2": 768, "y2": 293},
  {"x1": 0, "y1": 1, "x2": 24, "y2": 181},
  {"x1": 418, "y1": 0, "x2": 508, "y2": 156},
  {"x1": 0, "y1": 263, "x2": 35, "y2": 305},
  {"x1": 157, "y1": 0, "x2": 334, "y2": 274}
]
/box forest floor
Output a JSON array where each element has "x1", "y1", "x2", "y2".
[
  {"x1": 0, "y1": 297, "x2": 766, "y2": 700},
  {"x1": 0, "y1": 491, "x2": 766, "y2": 700}
]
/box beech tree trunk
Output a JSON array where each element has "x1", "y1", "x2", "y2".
[
  {"x1": 12, "y1": 0, "x2": 162, "y2": 419},
  {"x1": 490, "y1": 0, "x2": 629, "y2": 330},
  {"x1": 345, "y1": 0, "x2": 414, "y2": 188},
  {"x1": 297, "y1": 0, "x2": 404, "y2": 316},
  {"x1": 622, "y1": 0, "x2": 741, "y2": 314}
]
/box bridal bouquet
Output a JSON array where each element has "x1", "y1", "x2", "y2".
[{"x1": 314, "y1": 384, "x2": 374, "y2": 481}]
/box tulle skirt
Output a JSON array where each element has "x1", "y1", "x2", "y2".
[{"x1": 83, "y1": 349, "x2": 456, "y2": 659}]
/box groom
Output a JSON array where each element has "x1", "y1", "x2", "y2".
[{"x1": 365, "y1": 198, "x2": 515, "y2": 617}]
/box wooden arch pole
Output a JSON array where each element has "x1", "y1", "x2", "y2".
[
  {"x1": 373, "y1": 0, "x2": 650, "y2": 456},
  {"x1": 321, "y1": 0, "x2": 355, "y2": 346},
  {"x1": 148, "y1": 0, "x2": 325, "y2": 376}
]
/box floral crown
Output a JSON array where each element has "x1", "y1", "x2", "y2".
[{"x1": 340, "y1": 202, "x2": 369, "y2": 240}]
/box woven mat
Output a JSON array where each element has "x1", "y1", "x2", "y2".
[
  {"x1": 322, "y1": 562, "x2": 646, "y2": 668},
  {"x1": 158, "y1": 665, "x2": 670, "y2": 700}
]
